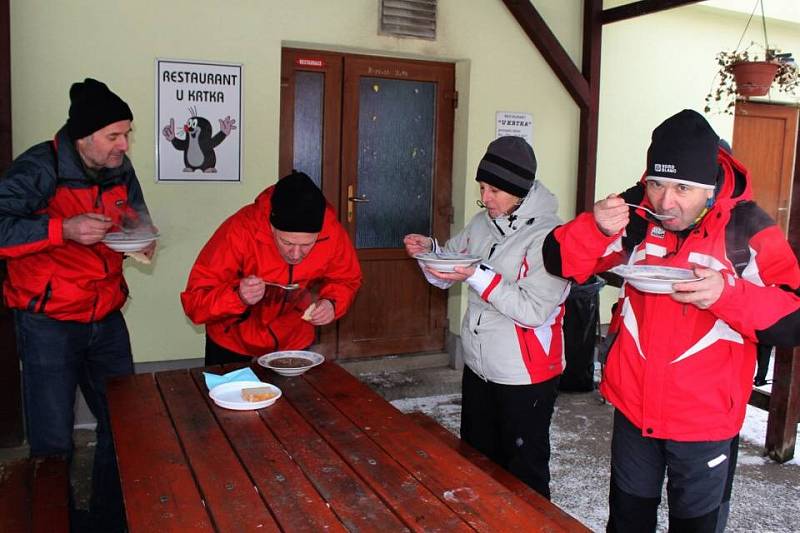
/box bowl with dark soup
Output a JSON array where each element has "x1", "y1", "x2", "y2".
[{"x1": 257, "y1": 350, "x2": 325, "y2": 376}]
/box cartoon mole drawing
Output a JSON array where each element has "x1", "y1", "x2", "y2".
[{"x1": 162, "y1": 106, "x2": 237, "y2": 173}]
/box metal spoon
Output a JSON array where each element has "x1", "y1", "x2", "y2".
[
  {"x1": 625, "y1": 203, "x2": 675, "y2": 221},
  {"x1": 264, "y1": 281, "x2": 300, "y2": 291}
]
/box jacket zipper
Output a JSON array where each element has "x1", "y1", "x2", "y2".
[
  {"x1": 91, "y1": 185, "x2": 108, "y2": 322},
  {"x1": 277, "y1": 265, "x2": 294, "y2": 314}
]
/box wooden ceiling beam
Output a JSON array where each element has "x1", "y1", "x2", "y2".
[
  {"x1": 576, "y1": 0, "x2": 603, "y2": 214},
  {"x1": 501, "y1": 0, "x2": 590, "y2": 110},
  {"x1": 601, "y1": 0, "x2": 703, "y2": 25}
]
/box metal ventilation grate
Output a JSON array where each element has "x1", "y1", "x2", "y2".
[{"x1": 380, "y1": 0, "x2": 437, "y2": 40}]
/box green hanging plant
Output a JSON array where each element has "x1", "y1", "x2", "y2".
[
  {"x1": 704, "y1": 46, "x2": 798, "y2": 114},
  {"x1": 703, "y1": 0, "x2": 799, "y2": 115}
]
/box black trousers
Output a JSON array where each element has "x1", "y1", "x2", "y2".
[
  {"x1": 460, "y1": 365, "x2": 559, "y2": 499},
  {"x1": 205, "y1": 334, "x2": 253, "y2": 366},
  {"x1": 607, "y1": 410, "x2": 732, "y2": 533}
]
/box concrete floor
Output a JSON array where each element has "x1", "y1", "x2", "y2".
[{"x1": 3, "y1": 354, "x2": 798, "y2": 532}]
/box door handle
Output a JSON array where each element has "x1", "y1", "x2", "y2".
[{"x1": 347, "y1": 185, "x2": 369, "y2": 222}]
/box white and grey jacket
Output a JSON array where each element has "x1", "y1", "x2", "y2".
[{"x1": 422, "y1": 181, "x2": 570, "y2": 385}]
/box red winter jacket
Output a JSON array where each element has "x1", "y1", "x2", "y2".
[
  {"x1": 0, "y1": 128, "x2": 149, "y2": 322},
  {"x1": 543, "y1": 149, "x2": 800, "y2": 441},
  {"x1": 181, "y1": 186, "x2": 362, "y2": 356}
]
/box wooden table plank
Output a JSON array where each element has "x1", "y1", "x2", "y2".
[
  {"x1": 269, "y1": 372, "x2": 473, "y2": 532},
  {"x1": 0, "y1": 459, "x2": 32, "y2": 532},
  {"x1": 31, "y1": 457, "x2": 69, "y2": 533},
  {"x1": 248, "y1": 377, "x2": 410, "y2": 532},
  {"x1": 409, "y1": 412, "x2": 590, "y2": 532},
  {"x1": 156, "y1": 370, "x2": 279, "y2": 532},
  {"x1": 190, "y1": 369, "x2": 347, "y2": 533},
  {"x1": 107, "y1": 373, "x2": 214, "y2": 533},
  {"x1": 302, "y1": 362, "x2": 575, "y2": 532}
]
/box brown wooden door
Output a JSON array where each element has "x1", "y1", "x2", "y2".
[
  {"x1": 733, "y1": 102, "x2": 799, "y2": 234},
  {"x1": 280, "y1": 50, "x2": 454, "y2": 359}
]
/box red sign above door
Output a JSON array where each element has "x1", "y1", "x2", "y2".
[{"x1": 296, "y1": 57, "x2": 326, "y2": 68}]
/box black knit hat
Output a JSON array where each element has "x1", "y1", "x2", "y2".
[
  {"x1": 646, "y1": 109, "x2": 719, "y2": 190},
  {"x1": 475, "y1": 136, "x2": 537, "y2": 198},
  {"x1": 66, "y1": 78, "x2": 133, "y2": 140},
  {"x1": 270, "y1": 172, "x2": 326, "y2": 233}
]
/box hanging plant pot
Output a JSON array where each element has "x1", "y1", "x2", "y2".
[{"x1": 730, "y1": 61, "x2": 780, "y2": 96}]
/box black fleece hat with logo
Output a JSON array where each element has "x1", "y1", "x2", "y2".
[
  {"x1": 646, "y1": 109, "x2": 719, "y2": 190},
  {"x1": 67, "y1": 78, "x2": 133, "y2": 141},
  {"x1": 270, "y1": 171, "x2": 326, "y2": 233},
  {"x1": 475, "y1": 136, "x2": 537, "y2": 198}
]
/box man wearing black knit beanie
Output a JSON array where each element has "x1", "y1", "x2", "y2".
[
  {"x1": 543, "y1": 109, "x2": 800, "y2": 531},
  {"x1": 0, "y1": 78, "x2": 155, "y2": 531},
  {"x1": 182, "y1": 171, "x2": 362, "y2": 365}
]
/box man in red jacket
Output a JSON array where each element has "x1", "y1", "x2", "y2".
[
  {"x1": 543, "y1": 110, "x2": 800, "y2": 531},
  {"x1": 0, "y1": 78, "x2": 154, "y2": 532},
  {"x1": 182, "y1": 171, "x2": 362, "y2": 363}
]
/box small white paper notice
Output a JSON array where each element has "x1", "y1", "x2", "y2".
[{"x1": 495, "y1": 111, "x2": 533, "y2": 144}]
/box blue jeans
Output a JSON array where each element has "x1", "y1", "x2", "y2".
[{"x1": 15, "y1": 309, "x2": 133, "y2": 532}]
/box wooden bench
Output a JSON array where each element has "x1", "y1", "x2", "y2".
[
  {"x1": 0, "y1": 456, "x2": 70, "y2": 533},
  {"x1": 407, "y1": 411, "x2": 590, "y2": 532}
]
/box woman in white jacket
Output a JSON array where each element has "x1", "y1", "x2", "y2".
[{"x1": 404, "y1": 136, "x2": 569, "y2": 499}]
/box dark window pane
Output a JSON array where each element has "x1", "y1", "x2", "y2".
[
  {"x1": 356, "y1": 77, "x2": 435, "y2": 249},
  {"x1": 293, "y1": 71, "x2": 324, "y2": 187}
]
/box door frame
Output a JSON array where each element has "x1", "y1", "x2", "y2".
[
  {"x1": 279, "y1": 49, "x2": 345, "y2": 356},
  {"x1": 279, "y1": 48, "x2": 455, "y2": 359},
  {"x1": 0, "y1": 0, "x2": 23, "y2": 447},
  {"x1": 733, "y1": 101, "x2": 799, "y2": 235}
]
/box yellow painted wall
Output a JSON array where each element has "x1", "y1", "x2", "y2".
[
  {"x1": 9, "y1": 0, "x2": 581, "y2": 361},
  {"x1": 10, "y1": 1, "x2": 800, "y2": 358}
]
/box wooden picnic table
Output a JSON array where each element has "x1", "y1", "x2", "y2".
[{"x1": 107, "y1": 360, "x2": 589, "y2": 532}]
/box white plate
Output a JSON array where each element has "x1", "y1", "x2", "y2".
[
  {"x1": 609, "y1": 265, "x2": 702, "y2": 294},
  {"x1": 257, "y1": 350, "x2": 325, "y2": 377},
  {"x1": 102, "y1": 231, "x2": 159, "y2": 253},
  {"x1": 208, "y1": 380, "x2": 281, "y2": 410},
  {"x1": 414, "y1": 252, "x2": 482, "y2": 272}
]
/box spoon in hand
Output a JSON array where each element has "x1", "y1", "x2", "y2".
[
  {"x1": 263, "y1": 281, "x2": 300, "y2": 291},
  {"x1": 625, "y1": 203, "x2": 675, "y2": 221}
]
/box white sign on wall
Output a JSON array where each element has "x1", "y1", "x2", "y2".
[
  {"x1": 495, "y1": 111, "x2": 533, "y2": 145},
  {"x1": 156, "y1": 59, "x2": 242, "y2": 182}
]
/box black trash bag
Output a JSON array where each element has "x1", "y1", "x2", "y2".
[
  {"x1": 753, "y1": 343, "x2": 772, "y2": 386},
  {"x1": 559, "y1": 276, "x2": 605, "y2": 392}
]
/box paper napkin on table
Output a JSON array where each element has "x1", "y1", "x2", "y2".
[{"x1": 203, "y1": 367, "x2": 261, "y2": 390}]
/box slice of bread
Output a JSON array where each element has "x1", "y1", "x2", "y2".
[
  {"x1": 241, "y1": 386, "x2": 277, "y2": 402},
  {"x1": 301, "y1": 302, "x2": 317, "y2": 321},
  {"x1": 125, "y1": 251, "x2": 151, "y2": 264}
]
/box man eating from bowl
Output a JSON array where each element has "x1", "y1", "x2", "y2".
[
  {"x1": 0, "y1": 77, "x2": 154, "y2": 531},
  {"x1": 181, "y1": 171, "x2": 362, "y2": 365},
  {"x1": 542, "y1": 109, "x2": 800, "y2": 531}
]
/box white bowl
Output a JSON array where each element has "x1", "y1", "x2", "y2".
[
  {"x1": 414, "y1": 252, "x2": 482, "y2": 272},
  {"x1": 610, "y1": 265, "x2": 701, "y2": 294},
  {"x1": 208, "y1": 380, "x2": 282, "y2": 410},
  {"x1": 102, "y1": 231, "x2": 159, "y2": 253},
  {"x1": 257, "y1": 350, "x2": 325, "y2": 377}
]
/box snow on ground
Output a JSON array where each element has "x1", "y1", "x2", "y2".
[{"x1": 391, "y1": 368, "x2": 800, "y2": 533}]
